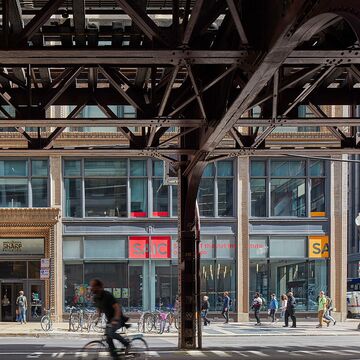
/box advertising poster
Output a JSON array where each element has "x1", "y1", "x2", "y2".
[
  {"x1": 122, "y1": 288, "x2": 129, "y2": 299},
  {"x1": 113, "y1": 288, "x2": 121, "y2": 299}
]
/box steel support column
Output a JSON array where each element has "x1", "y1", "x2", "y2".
[{"x1": 178, "y1": 161, "x2": 204, "y2": 349}]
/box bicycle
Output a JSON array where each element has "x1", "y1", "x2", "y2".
[
  {"x1": 78, "y1": 327, "x2": 149, "y2": 359},
  {"x1": 41, "y1": 308, "x2": 54, "y2": 332}
]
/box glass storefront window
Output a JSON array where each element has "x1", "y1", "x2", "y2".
[
  {"x1": 84, "y1": 159, "x2": 127, "y2": 177},
  {"x1": 271, "y1": 160, "x2": 305, "y2": 177},
  {"x1": 85, "y1": 178, "x2": 127, "y2": 217},
  {"x1": 84, "y1": 238, "x2": 126, "y2": 259},
  {"x1": 129, "y1": 264, "x2": 143, "y2": 311},
  {"x1": 250, "y1": 179, "x2": 266, "y2": 217},
  {"x1": 130, "y1": 179, "x2": 147, "y2": 217},
  {"x1": 0, "y1": 178, "x2": 28, "y2": 207},
  {"x1": 172, "y1": 186, "x2": 178, "y2": 217},
  {"x1": 271, "y1": 178, "x2": 306, "y2": 216},
  {"x1": 31, "y1": 178, "x2": 48, "y2": 207},
  {"x1": 270, "y1": 238, "x2": 306, "y2": 258},
  {"x1": 250, "y1": 238, "x2": 268, "y2": 258},
  {"x1": 84, "y1": 263, "x2": 128, "y2": 307},
  {"x1": 251, "y1": 161, "x2": 266, "y2": 176},
  {"x1": 218, "y1": 178, "x2": 233, "y2": 216},
  {"x1": 153, "y1": 179, "x2": 168, "y2": 216},
  {"x1": 28, "y1": 261, "x2": 40, "y2": 279},
  {"x1": 64, "y1": 160, "x2": 81, "y2": 177},
  {"x1": 64, "y1": 178, "x2": 82, "y2": 217},
  {"x1": 0, "y1": 261, "x2": 27, "y2": 278},
  {"x1": 198, "y1": 178, "x2": 215, "y2": 217},
  {"x1": 32, "y1": 160, "x2": 48, "y2": 177},
  {"x1": 130, "y1": 160, "x2": 147, "y2": 176},
  {"x1": 0, "y1": 160, "x2": 27, "y2": 176},
  {"x1": 217, "y1": 161, "x2": 233, "y2": 177},
  {"x1": 311, "y1": 178, "x2": 325, "y2": 213},
  {"x1": 251, "y1": 159, "x2": 326, "y2": 218},
  {"x1": 63, "y1": 237, "x2": 82, "y2": 259},
  {"x1": 64, "y1": 264, "x2": 84, "y2": 307}
]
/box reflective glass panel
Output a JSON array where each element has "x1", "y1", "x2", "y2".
[
  {"x1": 270, "y1": 238, "x2": 306, "y2": 258},
  {"x1": 271, "y1": 178, "x2": 306, "y2": 216},
  {"x1": 249, "y1": 238, "x2": 268, "y2": 259},
  {"x1": 198, "y1": 178, "x2": 214, "y2": 216},
  {"x1": 0, "y1": 261, "x2": 27, "y2": 278},
  {"x1": 28, "y1": 261, "x2": 41, "y2": 279},
  {"x1": 84, "y1": 159, "x2": 127, "y2": 177},
  {"x1": 251, "y1": 161, "x2": 266, "y2": 176},
  {"x1": 153, "y1": 179, "x2": 169, "y2": 216},
  {"x1": 85, "y1": 178, "x2": 127, "y2": 217},
  {"x1": 310, "y1": 160, "x2": 325, "y2": 176},
  {"x1": 64, "y1": 264, "x2": 84, "y2": 307},
  {"x1": 130, "y1": 160, "x2": 147, "y2": 176},
  {"x1": 153, "y1": 161, "x2": 163, "y2": 177},
  {"x1": 32, "y1": 178, "x2": 48, "y2": 207},
  {"x1": 271, "y1": 160, "x2": 305, "y2": 177},
  {"x1": 31, "y1": 160, "x2": 48, "y2": 177},
  {"x1": 172, "y1": 186, "x2": 178, "y2": 217},
  {"x1": 202, "y1": 164, "x2": 214, "y2": 177},
  {"x1": 64, "y1": 178, "x2": 82, "y2": 217},
  {"x1": 0, "y1": 178, "x2": 28, "y2": 207},
  {"x1": 0, "y1": 160, "x2": 27, "y2": 176},
  {"x1": 250, "y1": 179, "x2": 266, "y2": 217},
  {"x1": 130, "y1": 178, "x2": 148, "y2": 216},
  {"x1": 64, "y1": 160, "x2": 81, "y2": 177},
  {"x1": 217, "y1": 178, "x2": 233, "y2": 216},
  {"x1": 311, "y1": 178, "x2": 325, "y2": 213},
  {"x1": 63, "y1": 238, "x2": 82, "y2": 259},
  {"x1": 217, "y1": 161, "x2": 233, "y2": 177}
]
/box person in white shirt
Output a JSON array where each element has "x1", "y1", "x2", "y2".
[{"x1": 252, "y1": 292, "x2": 263, "y2": 325}]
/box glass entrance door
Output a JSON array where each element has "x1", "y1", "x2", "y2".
[
  {"x1": 29, "y1": 282, "x2": 44, "y2": 321},
  {"x1": 1, "y1": 283, "x2": 24, "y2": 322}
]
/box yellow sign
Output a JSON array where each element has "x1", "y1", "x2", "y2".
[{"x1": 309, "y1": 236, "x2": 329, "y2": 258}]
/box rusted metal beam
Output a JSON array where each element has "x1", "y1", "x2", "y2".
[
  {"x1": 72, "y1": 0, "x2": 86, "y2": 47},
  {"x1": 0, "y1": 50, "x2": 249, "y2": 65},
  {"x1": 226, "y1": 0, "x2": 248, "y2": 45},
  {"x1": 182, "y1": 0, "x2": 205, "y2": 45},
  {"x1": 186, "y1": 64, "x2": 207, "y2": 119},
  {"x1": 114, "y1": 0, "x2": 168, "y2": 46},
  {"x1": 16, "y1": 0, "x2": 64, "y2": 45}
]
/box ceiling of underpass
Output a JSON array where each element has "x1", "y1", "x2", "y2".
[{"x1": 0, "y1": 0, "x2": 360, "y2": 166}]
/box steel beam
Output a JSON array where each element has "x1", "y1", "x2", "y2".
[
  {"x1": 182, "y1": 0, "x2": 205, "y2": 45},
  {"x1": 0, "y1": 50, "x2": 249, "y2": 65},
  {"x1": 235, "y1": 118, "x2": 360, "y2": 126},
  {"x1": 72, "y1": 0, "x2": 86, "y2": 47},
  {"x1": 226, "y1": 0, "x2": 248, "y2": 45},
  {"x1": 0, "y1": 118, "x2": 205, "y2": 127}
]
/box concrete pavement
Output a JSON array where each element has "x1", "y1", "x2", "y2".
[{"x1": 0, "y1": 319, "x2": 359, "y2": 338}]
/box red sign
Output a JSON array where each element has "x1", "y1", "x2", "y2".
[
  {"x1": 129, "y1": 236, "x2": 171, "y2": 259},
  {"x1": 129, "y1": 236, "x2": 149, "y2": 259}
]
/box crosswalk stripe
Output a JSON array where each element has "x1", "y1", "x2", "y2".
[
  {"x1": 187, "y1": 351, "x2": 206, "y2": 357},
  {"x1": 147, "y1": 351, "x2": 160, "y2": 357},
  {"x1": 233, "y1": 351, "x2": 249, "y2": 357},
  {"x1": 319, "y1": 350, "x2": 350, "y2": 356},
  {"x1": 246, "y1": 351, "x2": 270, "y2": 357},
  {"x1": 211, "y1": 350, "x2": 232, "y2": 357},
  {"x1": 294, "y1": 351, "x2": 322, "y2": 356}
]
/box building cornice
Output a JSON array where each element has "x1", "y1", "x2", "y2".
[{"x1": 0, "y1": 208, "x2": 60, "y2": 226}]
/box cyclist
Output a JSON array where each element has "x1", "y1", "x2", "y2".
[{"x1": 90, "y1": 279, "x2": 129, "y2": 358}]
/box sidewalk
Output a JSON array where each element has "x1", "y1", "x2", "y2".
[{"x1": 0, "y1": 320, "x2": 359, "y2": 338}]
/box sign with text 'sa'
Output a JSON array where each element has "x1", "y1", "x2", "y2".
[
  {"x1": 309, "y1": 236, "x2": 329, "y2": 258},
  {"x1": 129, "y1": 236, "x2": 171, "y2": 259}
]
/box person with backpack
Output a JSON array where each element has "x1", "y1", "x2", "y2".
[
  {"x1": 16, "y1": 291, "x2": 28, "y2": 324},
  {"x1": 201, "y1": 295, "x2": 211, "y2": 326},
  {"x1": 317, "y1": 291, "x2": 330, "y2": 328},
  {"x1": 252, "y1": 292, "x2": 263, "y2": 325},
  {"x1": 284, "y1": 291, "x2": 296, "y2": 328},
  {"x1": 221, "y1": 292, "x2": 231, "y2": 324},
  {"x1": 323, "y1": 295, "x2": 336, "y2": 326},
  {"x1": 268, "y1": 293, "x2": 279, "y2": 323}
]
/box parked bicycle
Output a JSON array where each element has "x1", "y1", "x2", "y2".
[
  {"x1": 41, "y1": 308, "x2": 54, "y2": 332},
  {"x1": 78, "y1": 327, "x2": 149, "y2": 359}
]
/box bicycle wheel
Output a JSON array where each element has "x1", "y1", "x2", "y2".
[
  {"x1": 144, "y1": 314, "x2": 154, "y2": 332},
  {"x1": 125, "y1": 337, "x2": 149, "y2": 359},
  {"x1": 70, "y1": 313, "x2": 80, "y2": 332},
  {"x1": 40, "y1": 316, "x2": 51, "y2": 332},
  {"x1": 77, "y1": 341, "x2": 108, "y2": 360},
  {"x1": 93, "y1": 314, "x2": 107, "y2": 333}
]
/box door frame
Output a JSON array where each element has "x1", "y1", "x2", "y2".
[{"x1": 0, "y1": 281, "x2": 26, "y2": 322}]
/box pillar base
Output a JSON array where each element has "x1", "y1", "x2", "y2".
[
  {"x1": 332, "y1": 311, "x2": 348, "y2": 322},
  {"x1": 236, "y1": 312, "x2": 249, "y2": 322}
]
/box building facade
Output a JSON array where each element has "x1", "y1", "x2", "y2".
[{"x1": 0, "y1": 108, "x2": 349, "y2": 322}]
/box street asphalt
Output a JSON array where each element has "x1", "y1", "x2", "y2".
[{"x1": 0, "y1": 334, "x2": 360, "y2": 359}]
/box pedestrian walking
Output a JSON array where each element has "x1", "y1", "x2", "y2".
[
  {"x1": 201, "y1": 295, "x2": 211, "y2": 326},
  {"x1": 323, "y1": 295, "x2": 336, "y2": 326},
  {"x1": 221, "y1": 292, "x2": 231, "y2": 324},
  {"x1": 317, "y1": 291, "x2": 330, "y2": 328},
  {"x1": 16, "y1": 291, "x2": 27, "y2": 324},
  {"x1": 284, "y1": 291, "x2": 296, "y2": 328},
  {"x1": 280, "y1": 294, "x2": 288, "y2": 320},
  {"x1": 252, "y1": 292, "x2": 263, "y2": 325},
  {"x1": 268, "y1": 293, "x2": 279, "y2": 322}
]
